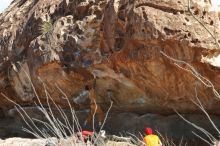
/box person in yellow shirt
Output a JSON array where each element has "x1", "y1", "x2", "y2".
[{"x1": 143, "y1": 127, "x2": 162, "y2": 146}]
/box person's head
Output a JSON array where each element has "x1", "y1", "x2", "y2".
[{"x1": 145, "y1": 127, "x2": 153, "y2": 135}]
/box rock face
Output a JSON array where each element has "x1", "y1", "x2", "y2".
[{"x1": 0, "y1": 0, "x2": 220, "y2": 115}]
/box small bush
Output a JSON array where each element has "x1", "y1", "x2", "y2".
[{"x1": 40, "y1": 21, "x2": 53, "y2": 35}]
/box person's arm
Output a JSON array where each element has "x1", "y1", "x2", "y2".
[
  {"x1": 143, "y1": 137, "x2": 147, "y2": 146},
  {"x1": 158, "y1": 139, "x2": 162, "y2": 146}
]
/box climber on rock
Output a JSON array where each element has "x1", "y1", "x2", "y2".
[
  {"x1": 84, "y1": 82, "x2": 104, "y2": 127},
  {"x1": 143, "y1": 127, "x2": 162, "y2": 146},
  {"x1": 73, "y1": 80, "x2": 104, "y2": 127}
]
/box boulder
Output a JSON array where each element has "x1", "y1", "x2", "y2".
[{"x1": 0, "y1": 0, "x2": 220, "y2": 134}]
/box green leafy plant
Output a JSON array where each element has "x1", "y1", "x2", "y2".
[{"x1": 40, "y1": 21, "x2": 53, "y2": 35}]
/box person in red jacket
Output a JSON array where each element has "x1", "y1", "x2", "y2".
[
  {"x1": 82, "y1": 130, "x2": 94, "y2": 139},
  {"x1": 143, "y1": 128, "x2": 162, "y2": 146},
  {"x1": 77, "y1": 130, "x2": 94, "y2": 143}
]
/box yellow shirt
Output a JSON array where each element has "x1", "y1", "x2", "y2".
[{"x1": 143, "y1": 134, "x2": 161, "y2": 146}]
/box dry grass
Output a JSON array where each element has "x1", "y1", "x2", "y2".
[
  {"x1": 161, "y1": 50, "x2": 220, "y2": 146},
  {"x1": 1, "y1": 64, "x2": 136, "y2": 146}
]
